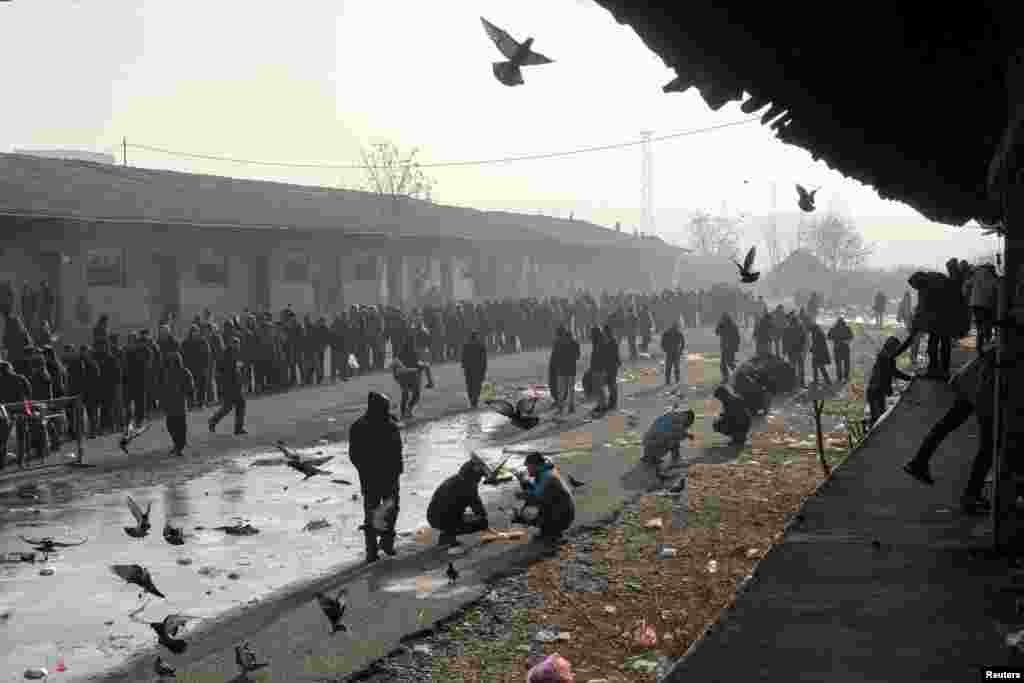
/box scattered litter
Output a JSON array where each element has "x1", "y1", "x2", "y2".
[
  {"x1": 327, "y1": 418, "x2": 337, "y2": 422},
  {"x1": 633, "y1": 619, "x2": 658, "y2": 648},
  {"x1": 526, "y1": 653, "x2": 575, "y2": 682},
  {"x1": 303, "y1": 519, "x2": 331, "y2": 532},
  {"x1": 623, "y1": 652, "x2": 659, "y2": 673},
  {"x1": 176, "y1": 558, "x2": 193, "y2": 566},
  {"x1": 746, "y1": 548, "x2": 761, "y2": 558},
  {"x1": 198, "y1": 566, "x2": 221, "y2": 578},
  {"x1": 104, "y1": 620, "x2": 113, "y2": 626},
  {"x1": 706, "y1": 559, "x2": 719, "y2": 574},
  {"x1": 227, "y1": 572, "x2": 241, "y2": 580},
  {"x1": 23, "y1": 668, "x2": 48, "y2": 680},
  {"x1": 534, "y1": 628, "x2": 559, "y2": 643},
  {"x1": 447, "y1": 546, "x2": 467, "y2": 556},
  {"x1": 38, "y1": 567, "x2": 55, "y2": 576},
  {"x1": 658, "y1": 547, "x2": 677, "y2": 559},
  {"x1": 54, "y1": 657, "x2": 66, "y2": 673},
  {"x1": 412, "y1": 644, "x2": 432, "y2": 655},
  {"x1": 603, "y1": 605, "x2": 617, "y2": 614},
  {"x1": 643, "y1": 518, "x2": 663, "y2": 530}
]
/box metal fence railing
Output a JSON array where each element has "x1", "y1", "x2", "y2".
[{"x1": 1, "y1": 396, "x2": 85, "y2": 472}]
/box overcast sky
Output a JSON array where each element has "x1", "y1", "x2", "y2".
[{"x1": 1, "y1": 0, "x2": 1000, "y2": 269}]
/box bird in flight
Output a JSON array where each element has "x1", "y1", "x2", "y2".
[
  {"x1": 111, "y1": 563, "x2": 166, "y2": 599},
  {"x1": 734, "y1": 246, "x2": 760, "y2": 284},
  {"x1": 481, "y1": 17, "x2": 554, "y2": 86},
  {"x1": 486, "y1": 397, "x2": 540, "y2": 429},
  {"x1": 446, "y1": 562, "x2": 460, "y2": 584},
  {"x1": 796, "y1": 184, "x2": 818, "y2": 212},
  {"x1": 124, "y1": 496, "x2": 152, "y2": 538}
]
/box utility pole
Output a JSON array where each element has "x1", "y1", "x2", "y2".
[
  {"x1": 640, "y1": 131, "x2": 654, "y2": 236},
  {"x1": 122, "y1": 137, "x2": 127, "y2": 166}
]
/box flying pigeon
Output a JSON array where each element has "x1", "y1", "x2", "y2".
[
  {"x1": 315, "y1": 589, "x2": 349, "y2": 634},
  {"x1": 163, "y1": 522, "x2": 185, "y2": 546},
  {"x1": 796, "y1": 184, "x2": 818, "y2": 212},
  {"x1": 734, "y1": 246, "x2": 760, "y2": 284},
  {"x1": 154, "y1": 656, "x2": 176, "y2": 678},
  {"x1": 124, "y1": 496, "x2": 152, "y2": 538},
  {"x1": 235, "y1": 642, "x2": 269, "y2": 675},
  {"x1": 119, "y1": 422, "x2": 152, "y2": 453},
  {"x1": 18, "y1": 535, "x2": 86, "y2": 553},
  {"x1": 111, "y1": 564, "x2": 166, "y2": 599},
  {"x1": 214, "y1": 522, "x2": 260, "y2": 536},
  {"x1": 486, "y1": 397, "x2": 540, "y2": 429},
  {"x1": 481, "y1": 17, "x2": 554, "y2": 87},
  {"x1": 274, "y1": 440, "x2": 300, "y2": 461},
  {"x1": 566, "y1": 474, "x2": 586, "y2": 490},
  {"x1": 287, "y1": 456, "x2": 334, "y2": 480},
  {"x1": 446, "y1": 562, "x2": 459, "y2": 584}
]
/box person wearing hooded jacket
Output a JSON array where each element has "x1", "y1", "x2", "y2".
[
  {"x1": 349, "y1": 391, "x2": 403, "y2": 563},
  {"x1": 160, "y1": 351, "x2": 195, "y2": 456},
  {"x1": 827, "y1": 317, "x2": 854, "y2": 382},
  {"x1": 513, "y1": 452, "x2": 575, "y2": 542},
  {"x1": 427, "y1": 458, "x2": 490, "y2": 546},
  {"x1": 715, "y1": 313, "x2": 741, "y2": 382},
  {"x1": 461, "y1": 330, "x2": 488, "y2": 409}
]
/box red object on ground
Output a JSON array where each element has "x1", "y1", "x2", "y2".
[
  {"x1": 55, "y1": 657, "x2": 66, "y2": 672},
  {"x1": 23, "y1": 400, "x2": 32, "y2": 417}
]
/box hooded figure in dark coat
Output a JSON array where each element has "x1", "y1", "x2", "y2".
[
  {"x1": 349, "y1": 391, "x2": 403, "y2": 562},
  {"x1": 461, "y1": 330, "x2": 488, "y2": 409},
  {"x1": 513, "y1": 452, "x2": 575, "y2": 542},
  {"x1": 427, "y1": 458, "x2": 490, "y2": 546},
  {"x1": 160, "y1": 351, "x2": 195, "y2": 456}
]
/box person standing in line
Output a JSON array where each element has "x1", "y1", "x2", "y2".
[
  {"x1": 601, "y1": 324, "x2": 621, "y2": 411},
  {"x1": 715, "y1": 313, "x2": 741, "y2": 383},
  {"x1": 827, "y1": 317, "x2": 854, "y2": 382},
  {"x1": 550, "y1": 326, "x2": 581, "y2": 415},
  {"x1": 660, "y1": 320, "x2": 685, "y2": 385}
]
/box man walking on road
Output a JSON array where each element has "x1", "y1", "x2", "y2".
[
  {"x1": 461, "y1": 331, "x2": 488, "y2": 409},
  {"x1": 350, "y1": 391, "x2": 403, "y2": 563},
  {"x1": 208, "y1": 336, "x2": 247, "y2": 435}
]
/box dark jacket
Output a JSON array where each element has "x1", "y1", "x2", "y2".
[
  {"x1": 0, "y1": 367, "x2": 31, "y2": 404},
  {"x1": 93, "y1": 347, "x2": 122, "y2": 397},
  {"x1": 867, "y1": 350, "x2": 913, "y2": 399},
  {"x1": 28, "y1": 363, "x2": 53, "y2": 401},
  {"x1": 124, "y1": 340, "x2": 155, "y2": 385},
  {"x1": 660, "y1": 326, "x2": 685, "y2": 356},
  {"x1": 783, "y1": 319, "x2": 807, "y2": 354},
  {"x1": 461, "y1": 337, "x2": 488, "y2": 376},
  {"x1": 827, "y1": 321, "x2": 854, "y2": 350},
  {"x1": 217, "y1": 346, "x2": 245, "y2": 399},
  {"x1": 550, "y1": 335, "x2": 581, "y2": 376},
  {"x1": 349, "y1": 392, "x2": 403, "y2": 492},
  {"x1": 715, "y1": 315, "x2": 741, "y2": 353},
  {"x1": 181, "y1": 334, "x2": 212, "y2": 373},
  {"x1": 809, "y1": 325, "x2": 831, "y2": 365},
  {"x1": 160, "y1": 353, "x2": 196, "y2": 417},
  {"x1": 427, "y1": 460, "x2": 488, "y2": 530}
]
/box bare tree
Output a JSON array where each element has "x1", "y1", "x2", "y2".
[
  {"x1": 358, "y1": 141, "x2": 436, "y2": 216},
  {"x1": 686, "y1": 211, "x2": 741, "y2": 261},
  {"x1": 804, "y1": 213, "x2": 874, "y2": 272}
]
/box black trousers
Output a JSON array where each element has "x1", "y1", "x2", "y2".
[
  {"x1": 911, "y1": 397, "x2": 994, "y2": 499},
  {"x1": 665, "y1": 353, "x2": 681, "y2": 383},
  {"x1": 465, "y1": 372, "x2": 484, "y2": 407},
  {"x1": 834, "y1": 346, "x2": 850, "y2": 381},
  {"x1": 720, "y1": 349, "x2": 737, "y2": 382},
  {"x1": 126, "y1": 384, "x2": 147, "y2": 425},
  {"x1": 361, "y1": 482, "x2": 400, "y2": 555},
  {"x1": 210, "y1": 394, "x2": 246, "y2": 433},
  {"x1": 166, "y1": 414, "x2": 187, "y2": 451},
  {"x1": 605, "y1": 370, "x2": 619, "y2": 410}
]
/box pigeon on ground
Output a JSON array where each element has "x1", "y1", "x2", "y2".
[
  {"x1": 142, "y1": 614, "x2": 197, "y2": 654},
  {"x1": 315, "y1": 589, "x2": 349, "y2": 634},
  {"x1": 566, "y1": 474, "x2": 586, "y2": 490},
  {"x1": 154, "y1": 656, "x2": 176, "y2": 678},
  {"x1": 734, "y1": 246, "x2": 760, "y2": 284},
  {"x1": 214, "y1": 522, "x2": 259, "y2": 536},
  {"x1": 124, "y1": 496, "x2": 152, "y2": 538},
  {"x1": 331, "y1": 478, "x2": 353, "y2": 486},
  {"x1": 287, "y1": 456, "x2": 334, "y2": 480},
  {"x1": 18, "y1": 535, "x2": 86, "y2": 553},
  {"x1": 111, "y1": 564, "x2": 166, "y2": 599},
  {"x1": 481, "y1": 17, "x2": 554, "y2": 87},
  {"x1": 163, "y1": 522, "x2": 184, "y2": 546},
  {"x1": 235, "y1": 642, "x2": 269, "y2": 675},
  {"x1": 486, "y1": 397, "x2": 540, "y2": 429},
  {"x1": 796, "y1": 184, "x2": 818, "y2": 212},
  {"x1": 446, "y1": 562, "x2": 459, "y2": 584}
]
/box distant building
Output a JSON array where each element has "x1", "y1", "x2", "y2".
[{"x1": 13, "y1": 148, "x2": 116, "y2": 165}]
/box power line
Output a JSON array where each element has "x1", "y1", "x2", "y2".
[{"x1": 124, "y1": 118, "x2": 760, "y2": 170}]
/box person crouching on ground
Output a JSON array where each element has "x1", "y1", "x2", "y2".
[
  {"x1": 902, "y1": 347, "x2": 996, "y2": 515},
  {"x1": 349, "y1": 391, "x2": 403, "y2": 562},
  {"x1": 160, "y1": 352, "x2": 195, "y2": 456},
  {"x1": 427, "y1": 458, "x2": 490, "y2": 547},
  {"x1": 866, "y1": 337, "x2": 913, "y2": 427},
  {"x1": 513, "y1": 452, "x2": 575, "y2": 544}
]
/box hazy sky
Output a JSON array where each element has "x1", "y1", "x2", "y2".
[{"x1": 1, "y1": 0, "x2": 1000, "y2": 269}]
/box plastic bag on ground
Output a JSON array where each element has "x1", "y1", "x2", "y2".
[{"x1": 526, "y1": 653, "x2": 576, "y2": 682}]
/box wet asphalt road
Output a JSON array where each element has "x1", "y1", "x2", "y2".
[{"x1": 0, "y1": 320, "x2": 896, "y2": 681}]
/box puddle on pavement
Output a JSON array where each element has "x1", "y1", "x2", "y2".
[{"x1": 0, "y1": 408, "x2": 536, "y2": 681}]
